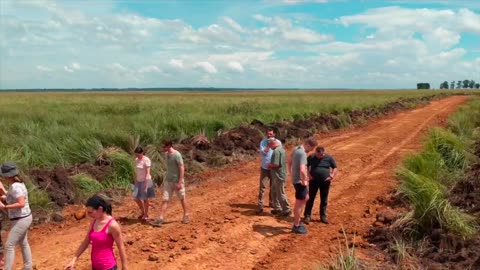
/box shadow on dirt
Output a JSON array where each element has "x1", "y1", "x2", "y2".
[{"x1": 252, "y1": 224, "x2": 291, "y2": 237}]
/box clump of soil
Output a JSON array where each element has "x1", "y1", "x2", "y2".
[
  {"x1": 30, "y1": 166, "x2": 77, "y2": 206},
  {"x1": 29, "y1": 163, "x2": 112, "y2": 207}
]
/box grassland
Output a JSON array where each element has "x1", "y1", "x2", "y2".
[
  {"x1": 0, "y1": 90, "x2": 458, "y2": 168},
  {"x1": 1, "y1": 89, "x2": 475, "y2": 211}
]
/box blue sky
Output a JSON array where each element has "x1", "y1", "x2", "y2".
[{"x1": 0, "y1": 0, "x2": 479, "y2": 89}]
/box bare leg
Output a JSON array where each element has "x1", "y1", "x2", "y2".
[
  {"x1": 181, "y1": 199, "x2": 190, "y2": 217},
  {"x1": 143, "y1": 199, "x2": 149, "y2": 219},
  {"x1": 134, "y1": 199, "x2": 144, "y2": 218},
  {"x1": 294, "y1": 198, "x2": 308, "y2": 226},
  {"x1": 159, "y1": 200, "x2": 169, "y2": 220}
]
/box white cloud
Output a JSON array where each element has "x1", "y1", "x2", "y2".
[
  {"x1": 138, "y1": 65, "x2": 162, "y2": 73},
  {"x1": 169, "y1": 59, "x2": 184, "y2": 69},
  {"x1": 195, "y1": 62, "x2": 218, "y2": 74},
  {"x1": 64, "y1": 66, "x2": 74, "y2": 73},
  {"x1": 227, "y1": 61, "x2": 245, "y2": 72},
  {"x1": 222, "y1": 17, "x2": 246, "y2": 33},
  {"x1": 283, "y1": 28, "x2": 331, "y2": 43},
  {"x1": 36, "y1": 65, "x2": 53, "y2": 72},
  {"x1": 0, "y1": 0, "x2": 479, "y2": 89},
  {"x1": 107, "y1": 63, "x2": 128, "y2": 72}
]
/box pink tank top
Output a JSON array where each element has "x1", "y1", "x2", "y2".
[{"x1": 89, "y1": 218, "x2": 116, "y2": 270}]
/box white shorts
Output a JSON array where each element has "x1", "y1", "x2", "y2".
[{"x1": 162, "y1": 181, "x2": 186, "y2": 201}]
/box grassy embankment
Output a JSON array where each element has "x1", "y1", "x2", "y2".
[
  {"x1": 388, "y1": 97, "x2": 480, "y2": 267},
  {"x1": 0, "y1": 90, "x2": 464, "y2": 210},
  {"x1": 318, "y1": 95, "x2": 480, "y2": 270}
]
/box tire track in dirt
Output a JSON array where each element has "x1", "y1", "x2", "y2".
[{"x1": 21, "y1": 96, "x2": 468, "y2": 270}]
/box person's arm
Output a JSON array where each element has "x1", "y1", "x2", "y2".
[
  {"x1": 65, "y1": 225, "x2": 92, "y2": 269},
  {"x1": 260, "y1": 140, "x2": 269, "y2": 155},
  {"x1": 0, "y1": 185, "x2": 26, "y2": 209},
  {"x1": 0, "y1": 182, "x2": 7, "y2": 197},
  {"x1": 268, "y1": 150, "x2": 279, "y2": 169},
  {"x1": 0, "y1": 196, "x2": 25, "y2": 210},
  {"x1": 176, "y1": 154, "x2": 185, "y2": 189},
  {"x1": 328, "y1": 168, "x2": 338, "y2": 181},
  {"x1": 110, "y1": 221, "x2": 128, "y2": 270},
  {"x1": 326, "y1": 156, "x2": 338, "y2": 181},
  {"x1": 300, "y1": 164, "x2": 308, "y2": 186},
  {"x1": 300, "y1": 153, "x2": 309, "y2": 186}
]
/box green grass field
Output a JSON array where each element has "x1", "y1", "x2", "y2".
[{"x1": 0, "y1": 90, "x2": 466, "y2": 168}]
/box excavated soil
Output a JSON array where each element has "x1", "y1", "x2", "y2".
[{"x1": 12, "y1": 95, "x2": 470, "y2": 270}]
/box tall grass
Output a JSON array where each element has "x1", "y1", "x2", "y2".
[
  {"x1": 317, "y1": 229, "x2": 361, "y2": 270},
  {"x1": 397, "y1": 98, "x2": 480, "y2": 238},
  {"x1": 0, "y1": 90, "x2": 456, "y2": 170}
]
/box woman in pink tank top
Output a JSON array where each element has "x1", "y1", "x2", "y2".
[{"x1": 65, "y1": 195, "x2": 128, "y2": 270}]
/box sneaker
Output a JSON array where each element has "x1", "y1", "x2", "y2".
[
  {"x1": 150, "y1": 218, "x2": 164, "y2": 227},
  {"x1": 292, "y1": 224, "x2": 308, "y2": 234},
  {"x1": 304, "y1": 216, "x2": 311, "y2": 224},
  {"x1": 256, "y1": 207, "x2": 264, "y2": 214},
  {"x1": 270, "y1": 209, "x2": 282, "y2": 215},
  {"x1": 320, "y1": 215, "x2": 329, "y2": 224},
  {"x1": 182, "y1": 215, "x2": 190, "y2": 224},
  {"x1": 281, "y1": 210, "x2": 292, "y2": 217}
]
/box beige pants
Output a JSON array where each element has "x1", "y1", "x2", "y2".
[{"x1": 162, "y1": 181, "x2": 186, "y2": 201}]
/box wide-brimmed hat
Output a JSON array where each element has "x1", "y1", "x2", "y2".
[{"x1": 1, "y1": 162, "x2": 19, "y2": 177}]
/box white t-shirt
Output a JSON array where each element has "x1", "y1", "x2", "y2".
[
  {"x1": 6, "y1": 182, "x2": 31, "y2": 220},
  {"x1": 135, "y1": 156, "x2": 151, "y2": 182}
]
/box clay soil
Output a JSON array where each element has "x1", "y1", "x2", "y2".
[{"x1": 16, "y1": 96, "x2": 469, "y2": 270}]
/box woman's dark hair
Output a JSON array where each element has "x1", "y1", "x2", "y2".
[
  {"x1": 86, "y1": 195, "x2": 112, "y2": 215},
  {"x1": 134, "y1": 146, "x2": 144, "y2": 154}
]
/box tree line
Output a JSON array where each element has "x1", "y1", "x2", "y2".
[{"x1": 439, "y1": 80, "x2": 480, "y2": 89}]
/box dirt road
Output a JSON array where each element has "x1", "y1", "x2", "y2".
[{"x1": 20, "y1": 96, "x2": 468, "y2": 270}]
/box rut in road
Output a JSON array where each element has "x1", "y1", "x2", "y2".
[{"x1": 22, "y1": 96, "x2": 469, "y2": 270}]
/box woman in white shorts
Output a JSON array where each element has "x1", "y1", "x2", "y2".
[{"x1": 133, "y1": 146, "x2": 155, "y2": 222}]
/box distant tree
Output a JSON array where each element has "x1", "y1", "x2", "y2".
[
  {"x1": 417, "y1": 83, "x2": 430, "y2": 89},
  {"x1": 450, "y1": 81, "x2": 455, "y2": 89},
  {"x1": 469, "y1": 80, "x2": 475, "y2": 89},
  {"x1": 440, "y1": 81, "x2": 449, "y2": 89},
  {"x1": 457, "y1": 81, "x2": 462, "y2": 89},
  {"x1": 476, "y1": 83, "x2": 480, "y2": 89},
  {"x1": 463, "y1": 79, "x2": 470, "y2": 88}
]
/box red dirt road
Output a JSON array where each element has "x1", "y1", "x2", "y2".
[{"x1": 20, "y1": 96, "x2": 469, "y2": 270}]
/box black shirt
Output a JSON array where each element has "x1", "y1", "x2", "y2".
[{"x1": 307, "y1": 153, "x2": 337, "y2": 181}]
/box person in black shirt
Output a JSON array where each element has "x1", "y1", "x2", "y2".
[{"x1": 304, "y1": 146, "x2": 337, "y2": 224}]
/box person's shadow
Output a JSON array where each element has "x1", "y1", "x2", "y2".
[
  {"x1": 252, "y1": 224, "x2": 291, "y2": 237},
  {"x1": 229, "y1": 203, "x2": 259, "y2": 216}
]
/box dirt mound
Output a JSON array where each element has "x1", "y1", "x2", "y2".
[
  {"x1": 30, "y1": 166, "x2": 77, "y2": 206},
  {"x1": 213, "y1": 126, "x2": 263, "y2": 153},
  {"x1": 30, "y1": 163, "x2": 112, "y2": 207}
]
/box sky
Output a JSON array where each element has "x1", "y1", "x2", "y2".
[{"x1": 0, "y1": 0, "x2": 479, "y2": 89}]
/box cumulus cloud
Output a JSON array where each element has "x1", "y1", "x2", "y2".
[
  {"x1": 227, "y1": 62, "x2": 245, "y2": 72},
  {"x1": 0, "y1": 0, "x2": 479, "y2": 89},
  {"x1": 195, "y1": 62, "x2": 218, "y2": 74},
  {"x1": 169, "y1": 59, "x2": 184, "y2": 69},
  {"x1": 138, "y1": 65, "x2": 162, "y2": 73}
]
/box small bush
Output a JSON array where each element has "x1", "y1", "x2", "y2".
[{"x1": 72, "y1": 173, "x2": 103, "y2": 197}]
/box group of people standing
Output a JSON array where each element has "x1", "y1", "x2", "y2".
[
  {"x1": 257, "y1": 128, "x2": 337, "y2": 234},
  {"x1": 0, "y1": 130, "x2": 336, "y2": 269}
]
